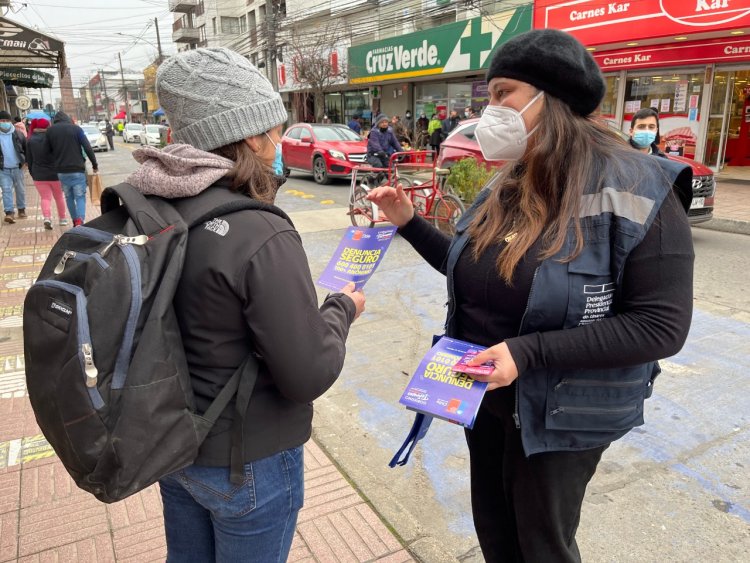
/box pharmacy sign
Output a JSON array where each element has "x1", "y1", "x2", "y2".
[{"x1": 348, "y1": 4, "x2": 532, "y2": 84}]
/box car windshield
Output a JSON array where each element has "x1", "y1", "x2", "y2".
[
  {"x1": 311, "y1": 126, "x2": 361, "y2": 141},
  {"x1": 146, "y1": 125, "x2": 160, "y2": 133},
  {"x1": 126, "y1": 124, "x2": 143, "y2": 130},
  {"x1": 81, "y1": 126, "x2": 99, "y2": 135}
]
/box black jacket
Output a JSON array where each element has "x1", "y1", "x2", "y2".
[
  {"x1": 0, "y1": 129, "x2": 26, "y2": 169},
  {"x1": 45, "y1": 112, "x2": 97, "y2": 173},
  {"x1": 174, "y1": 185, "x2": 356, "y2": 465},
  {"x1": 26, "y1": 131, "x2": 58, "y2": 181}
]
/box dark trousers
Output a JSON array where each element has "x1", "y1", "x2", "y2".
[
  {"x1": 366, "y1": 153, "x2": 389, "y2": 185},
  {"x1": 106, "y1": 135, "x2": 114, "y2": 150},
  {"x1": 465, "y1": 386, "x2": 607, "y2": 563}
]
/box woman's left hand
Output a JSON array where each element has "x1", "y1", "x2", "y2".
[{"x1": 466, "y1": 342, "x2": 519, "y2": 391}]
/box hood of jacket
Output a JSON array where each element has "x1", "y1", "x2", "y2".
[
  {"x1": 52, "y1": 111, "x2": 71, "y2": 124},
  {"x1": 125, "y1": 143, "x2": 234, "y2": 199}
]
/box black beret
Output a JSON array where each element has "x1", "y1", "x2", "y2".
[{"x1": 486, "y1": 29, "x2": 605, "y2": 117}]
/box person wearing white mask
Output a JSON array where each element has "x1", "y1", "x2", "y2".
[{"x1": 368, "y1": 29, "x2": 694, "y2": 561}]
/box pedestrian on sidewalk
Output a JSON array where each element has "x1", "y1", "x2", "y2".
[
  {"x1": 104, "y1": 119, "x2": 115, "y2": 151},
  {"x1": 0, "y1": 110, "x2": 28, "y2": 223},
  {"x1": 369, "y1": 29, "x2": 694, "y2": 563},
  {"x1": 26, "y1": 118, "x2": 67, "y2": 229},
  {"x1": 45, "y1": 111, "x2": 98, "y2": 227},
  {"x1": 131, "y1": 47, "x2": 365, "y2": 562}
]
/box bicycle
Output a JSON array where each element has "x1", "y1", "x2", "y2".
[{"x1": 348, "y1": 151, "x2": 465, "y2": 236}]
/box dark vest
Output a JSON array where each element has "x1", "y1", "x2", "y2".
[{"x1": 445, "y1": 156, "x2": 692, "y2": 454}]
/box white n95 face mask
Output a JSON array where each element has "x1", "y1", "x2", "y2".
[{"x1": 475, "y1": 91, "x2": 544, "y2": 161}]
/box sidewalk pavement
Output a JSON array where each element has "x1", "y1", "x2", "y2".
[
  {"x1": 700, "y1": 180, "x2": 750, "y2": 235},
  {"x1": 0, "y1": 185, "x2": 413, "y2": 562}
]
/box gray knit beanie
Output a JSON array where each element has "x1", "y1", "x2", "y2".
[{"x1": 156, "y1": 48, "x2": 287, "y2": 151}]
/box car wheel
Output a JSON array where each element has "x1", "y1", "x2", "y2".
[{"x1": 313, "y1": 156, "x2": 330, "y2": 185}]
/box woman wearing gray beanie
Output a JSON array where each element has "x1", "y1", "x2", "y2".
[
  {"x1": 370, "y1": 29, "x2": 694, "y2": 561},
  {"x1": 126, "y1": 48, "x2": 365, "y2": 561}
]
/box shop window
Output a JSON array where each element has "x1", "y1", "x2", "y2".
[
  {"x1": 623, "y1": 72, "x2": 703, "y2": 159},
  {"x1": 598, "y1": 75, "x2": 620, "y2": 126}
]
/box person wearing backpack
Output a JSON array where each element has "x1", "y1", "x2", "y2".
[{"x1": 123, "y1": 47, "x2": 366, "y2": 562}]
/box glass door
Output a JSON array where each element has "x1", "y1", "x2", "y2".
[
  {"x1": 716, "y1": 69, "x2": 750, "y2": 168},
  {"x1": 705, "y1": 71, "x2": 731, "y2": 170}
]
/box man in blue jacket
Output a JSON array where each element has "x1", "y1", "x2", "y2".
[
  {"x1": 366, "y1": 113, "x2": 401, "y2": 185},
  {"x1": 0, "y1": 110, "x2": 27, "y2": 223},
  {"x1": 45, "y1": 112, "x2": 98, "y2": 226}
]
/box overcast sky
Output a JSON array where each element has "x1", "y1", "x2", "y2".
[{"x1": 7, "y1": 0, "x2": 177, "y2": 100}]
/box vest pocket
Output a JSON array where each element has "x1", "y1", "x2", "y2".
[{"x1": 545, "y1": 368, "x2": 648, "y2": 432}]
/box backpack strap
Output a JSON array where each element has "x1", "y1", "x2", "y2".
[
  {"x1": 100, "y1": 183, "x2": 171, "y2": 233},
  {"x1": 196, "y1": 353, "x2": 260, "y2": 484},
  {"x1": 171, "y1": 185, "x2": 294, "y2": 229}
]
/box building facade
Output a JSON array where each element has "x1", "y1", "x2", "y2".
[{"x1": 535, "y1": 0, "x2": 750, "y2": 172}]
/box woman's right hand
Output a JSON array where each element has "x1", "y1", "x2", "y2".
[
  {"x1": 339, "y1": 282, "x2": 366, "y2": 321},
  {"x1": 366, "y1": 183, "x2": 414, "y2": 228}
]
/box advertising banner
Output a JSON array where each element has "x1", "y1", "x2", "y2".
[{"x1": 534, "y1": 0, "x2": 750, "y2": 46}]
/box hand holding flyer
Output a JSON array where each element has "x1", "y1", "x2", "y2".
[
  {"x1": 317, "y1": 226, "x2": 397, "y2": 291},
  {"x1": 398, "y1": 337, "x2": 489, "y2": 428},
  {"x1": 452, "y1": 349, "x2": 495, "y2": 376}
]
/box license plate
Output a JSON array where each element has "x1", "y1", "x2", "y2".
[{"x1": 690, "y1": 197, "x2": 704, "y2": 209}]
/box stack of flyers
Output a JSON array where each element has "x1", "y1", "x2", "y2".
[{"x1": 398, "y1": 337, "x2": 489, "y2": 428}]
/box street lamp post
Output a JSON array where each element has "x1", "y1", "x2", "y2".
[{"x1": 99, "y1": 69, "x2": 111, "y2": 120}]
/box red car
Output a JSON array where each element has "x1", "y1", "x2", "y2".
[
  {"x1": 282, "y1": 123, "x2": 367, "y2": 184},
  {"x1": 436, "y1": 118, "x2": 715, "y2": 225}
]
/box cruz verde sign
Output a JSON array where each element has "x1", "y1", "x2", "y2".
[{"x1": 348, "y1": 4, "x2": 532, "y2": 84}]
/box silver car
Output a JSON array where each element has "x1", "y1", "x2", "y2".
[
  {"x1": 140, "y1": 124, "x2": 166, "y2": 147},
  {"x1": 81, "y1": 125, "x2": 108, "y2": 152}
]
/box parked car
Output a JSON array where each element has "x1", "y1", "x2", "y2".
[
  {"x1": 281, "y1": 123, "x2": 368, "y2": 184},
  {"x1": 122, "y1": 123, "x2": 144, "y2": 143},
  {"x1": 436, "y1": 118, "x2": 716, "y2": 225},
  {"x1": 80, "y1": 125, "x2": 108, "y2": 152},
  {"x1": 140, "y1": 124, "x2": 166, "y2": 147}
]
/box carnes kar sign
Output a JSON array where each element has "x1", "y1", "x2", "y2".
[
  {"x1": 534, "y1": 0, "x2": 750, "y2": 45},
  {"x1": 348, "y1": 5, "x2": 531, "y2": 84}
]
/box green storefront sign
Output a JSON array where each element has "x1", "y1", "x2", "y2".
[
  {"x1": 0, "y1": 68, "x2": 55, "y2": 89},
  {"x1": 348, "y1": 4, "x2": 532, "y2": 84}
]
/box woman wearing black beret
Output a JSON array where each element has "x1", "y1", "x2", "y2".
[{"x1": 370, "y1": 29, "x2": 694, "y2": 561}]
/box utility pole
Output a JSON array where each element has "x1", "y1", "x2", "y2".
[
  {"x1": 118, "y1": 52, "x2": 131, "y2": 123},
  {"x1": 267, "y1": 0, "x2": 278, "y2": 90},
  {"x1": 154, "y1": 17, "x2": 164, "y2": 64}
]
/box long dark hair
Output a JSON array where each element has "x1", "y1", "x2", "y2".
[
  {"x1": 468, "y1": 95, "x2": 639, "y2": 283},
  {"x1": 210, "y1": 138, "x2": 277, "y2": 204}
]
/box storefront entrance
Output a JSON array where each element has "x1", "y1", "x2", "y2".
[{"x1": 706, "y1": 69, "x2": 750, "y2": 170}]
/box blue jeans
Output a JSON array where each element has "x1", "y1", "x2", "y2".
[
  {"x1": 0, "y1": 167, "x2": 26, "y2": 213},
  {"x1": 159, "y1": 446, "x2": 304, "y2": 563},
  {"x1": 57, "y1": 172, "x2": 87, "y2": 222}
]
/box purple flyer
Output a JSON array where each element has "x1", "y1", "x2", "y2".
[
  {"x1": 317, "y1": 226, "x2": 397, "y2": 291},
  {"x1": 399, "y1": 337, "x2": 489, "y2": 429}
]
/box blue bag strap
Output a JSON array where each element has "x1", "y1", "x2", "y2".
[{"x1": 389, "y1": 413, "x2": 433, "y2": 467}]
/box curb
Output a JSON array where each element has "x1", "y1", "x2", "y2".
[{"x1": 693, "y1": 217, "x2": 750, "y2": 236}]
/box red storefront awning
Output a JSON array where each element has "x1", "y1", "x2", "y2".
[{"x1": 534, "y1": 0, "x2": 750, "y2": 49}]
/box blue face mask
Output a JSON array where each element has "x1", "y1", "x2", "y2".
[
  {"x1": 0, "y1": 123, "x2": 12, "y2": 133},
  {"x1": 632, "y1": 130, "x2": 656, "y2": 149},
  {"x1": 265, "y1": 132, "x2": 284, "y2": 176}
]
